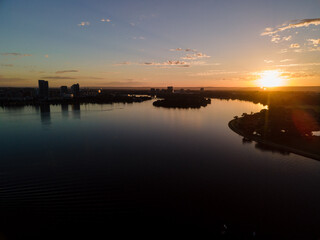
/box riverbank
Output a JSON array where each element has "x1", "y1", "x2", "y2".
[
  {"x1": 0, "y1": 95, "x2": 152, "y2": 107},
  {"x1": 229, "y1": 118, "x2": 320, "y2": 161}
]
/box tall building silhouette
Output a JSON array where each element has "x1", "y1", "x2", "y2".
[
  {"x1": 60, "y1": 86, "x2": 68, "y2": 96},
  {"x1": 71, "y1": 83, "x2": 80, "y2": 97},
  {"x1": 38, "y1": 80, "x2": 49, "y2": 99}
]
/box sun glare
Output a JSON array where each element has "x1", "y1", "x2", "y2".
[{"x1": 258, "y1": 70, "x2": 286, "y2": 88}]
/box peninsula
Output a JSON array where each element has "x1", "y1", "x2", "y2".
[{"x1": 229, "y1": 106, "x2": 320, "y2": 160}]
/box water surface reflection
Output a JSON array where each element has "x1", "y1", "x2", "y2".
[{"x1": 0, "y1": 100, "x2": 319, "y2": 238}]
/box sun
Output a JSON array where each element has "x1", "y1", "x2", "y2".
[{"x1": 257, "y1": 70, "x2": 286, "y2": 88}]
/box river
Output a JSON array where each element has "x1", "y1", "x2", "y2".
[{"x1": 0, "y1": 99, "x2": 319, "y2": 238}]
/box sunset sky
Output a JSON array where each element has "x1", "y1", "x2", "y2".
[{"x1": 1, "y1": 0, "x2": 320, "y2": 88}]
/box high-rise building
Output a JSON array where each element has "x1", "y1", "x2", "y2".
[
  {"x1": 60, "y1": 86, "x2": 68, "y2": 96},
  {"x1": 71, "y1": 83, "x2": 80, "y2": 97},
  {"x1": 38, "y1": 80, "x2": 49, "y2": 99}
]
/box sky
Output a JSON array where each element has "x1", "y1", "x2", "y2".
[{"x1": 0, "y1": 0, "x2": 320, "y2": 88}]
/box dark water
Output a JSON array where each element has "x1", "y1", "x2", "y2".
[{"x1": 1, "y1": 99, "x2": 320, "y2": 239}]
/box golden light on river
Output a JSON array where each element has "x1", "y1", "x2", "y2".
[{"x1": 257, "y1": 70, "x2": 286, "y2": 88}]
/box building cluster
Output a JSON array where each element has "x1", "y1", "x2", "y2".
[
  {"x1": 0, "y1": 80, "x2": 82, "y2": 101},
  {"x1": 150, "y1": 86, "x2": 205, "y2": 95},
  {"x1": 38, "y1": 80, "x2": 80, "y2": 99}
]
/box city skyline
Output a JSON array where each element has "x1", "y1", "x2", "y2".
[{"x1": 1, "y1": 0, "x2": 320, "y2": 88}]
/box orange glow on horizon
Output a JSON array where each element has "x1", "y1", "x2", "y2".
[{"x1": 257, "y1": 70, "x2": 287, "y2": 88}]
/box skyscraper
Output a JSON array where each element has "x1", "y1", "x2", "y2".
[
  {"x1": 60, "y1": 86, "x2": 68, "y2": 96},
  {"x1": 71, "y1": 83, "x2": 80, "y2": 97},
  {"x1": 38, "y1": 80, "x2": 49, "y2": 99}
]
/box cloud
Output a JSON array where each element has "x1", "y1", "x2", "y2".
[
  {"x1": 280, "y1": 72, "x2": 315, "y2": 78},
  {"x1": 114, "y1": 59, "x2": 210, "y2": 68},
  {"x1": 130, "y1": 22, "x2": 136, "y2": 26},
  {"x1": 143, "y1": 60, "x2": 190, "y2": 67},
  {"x1": 170, "y1": 48, "x2": 211, "y2": 61},
  {"x1": 42, "y1": 76, "x2": 76, "y2": 80},
  {"x1": 101, "y1": 80, "x2": 143, "y2": 86},
  {"x1": 261, "y1": 18, "x2": 320, "y2": 36},
  {"x1": 276, "y1": 62, "x2": 320, "y2": 67},
  {"x1": 308, "y1": 47, "x2": 320, "y2": 52},
  {"x1": 307, "y1": 38, "x2": 320, "y2": 46},
  {"x1": 290, "y1": 43, "x2": 300, "y2": 48},
  {"x1": 113, "y1": 62, "x2": 131, "y2": 66},
  {"x1": 271, "y1": 35, "x2": 281, "y2": 43},
  {"x1": 0, "y1": 75, "x2": 26, "y2": 83},
  {"x1": 1, "y1": 64, "x2": 14, "y2": 67},
  {"x1": 78, "y1": 21, "x2": 90, "y2": 26},
  {"x1": 181, "y1": 52, "x2": 210, "y2": 60},
  {"x1": 101, "y1": 18, "x2": 111, "y2": 22},
  {"x1": 114, "y1": 47, "x2": 211, "y2": 68},
  {"x1": 282, "y1": 35, "x2": 292, "y2": 41},
  {"x1": 1, "y1": 53, "x2": 32, "y2": 57},
  {"x1": 45, "y1": 54, "x2": 49, "y2": 58},
  {"x1": 270, "y1": 35, "x2": 292, "y2": 43},
  {"x1": 280, "y1": 59, "x2": 293, "y2": 62},
  {"x1": 55, "y1": 70, "x2": 79, "y2": 74},
  {"x1": 170, "y1": 48, "x2": 196, "y2": 52},
  {"x1": 191, "y1": 70, "x2": 237, "y2": 77},
  {"x1": 264, "y1": 60, "x2": 273, "y2": 64}
]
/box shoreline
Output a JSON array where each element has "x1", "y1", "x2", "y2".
[{"x1": 228, "y1": 118, "x2": 320, "y2": 161}]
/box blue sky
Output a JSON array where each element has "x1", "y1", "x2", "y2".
[{"x1": 1, "y1": 0, "x2": 320, "y2": 87}]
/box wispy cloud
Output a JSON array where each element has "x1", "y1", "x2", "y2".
[
  {"x1": 101, "y1": 18, "x2": 111, "y2": 22},
  {"x1": 0, "y1": 75, "x2": 26, "y2": 83},
  {"x1": 42, "y1": 76, "x2": 76, "y2": 80},
  {"x1": 1, "y1": 53, "x2": 32, "y2": 57},
  {"x1": 282, "y1": 35, "x2": 292, "y2": 41},
  {"x1": 1, "y1": 64, "x2": 14, "y2": 67},
  {"x1": 281, "y1": 71, "x2": 316, "y2": 78},
  {"x1": 307, "y1": 38, "x2": 320, "y2": 46},
  {"x1": 78, "y1": 21, "x2": 90, "y2": 27},
  {"x1": 264, "y1": 60, "x2": 274, "y2": 64},
  {"x1": 45, "y1": 54, "x2": 49, "y2": 58},
  {"x1": 271, "y1": 35, "x2": 281, "y2": 43},
  {"x1": 101, "y1": 79, "x2": 143, "y2": 86},
  {"x1": 170, "y1": 48, "x2": 211, "y2": 61},
  {"x1": 270, "y1": 35, "x2": 292, "y2": 43},
  {"x1": 261, "y1": 18, "x2": 320, "y2": 36},
  {"x1": 280, "y1": 59, "x2": 293, "y2": 63},
  {"x1": 55, "y1": 70, "x2": 79, "y2": 74},
  {"x1": 114, "y1": 47, "x2": 212, "y2": 68},
  {"x1": 308, "y1": 47, "x2": 320, "y2": 52},
  {"x1": 113, "y1": 62, "x2": 132, "y2": 66},
  {"x1": 276, "y1": 62, "x2": 320, "y2": 67},
  {"x1": 181, "y1": 52, "x2": 210, "y2": 60},
  {"x1": 170, "y1": 48, "x2": 196, "y2": 52},
  {"x1": 114, "y1": 60, "x2": 210, "y2": 68},
  {"x1": 290, "y1": 43, "x2": 300, "y2": 48},
  {"x1": 190, "y1": 70, "x2": 237, "y2": 77},
  {"x1": 144, "y1": 60, "x2": 190, "y2": 67}
]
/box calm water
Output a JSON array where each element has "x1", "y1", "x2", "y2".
[{"x1": 1, "y1": 99, "x2": 320, "y2": 238}]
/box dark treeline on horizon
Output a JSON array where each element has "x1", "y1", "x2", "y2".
[{"x1": 203, "y1": 90, "x2": 320, "y2": 107}]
